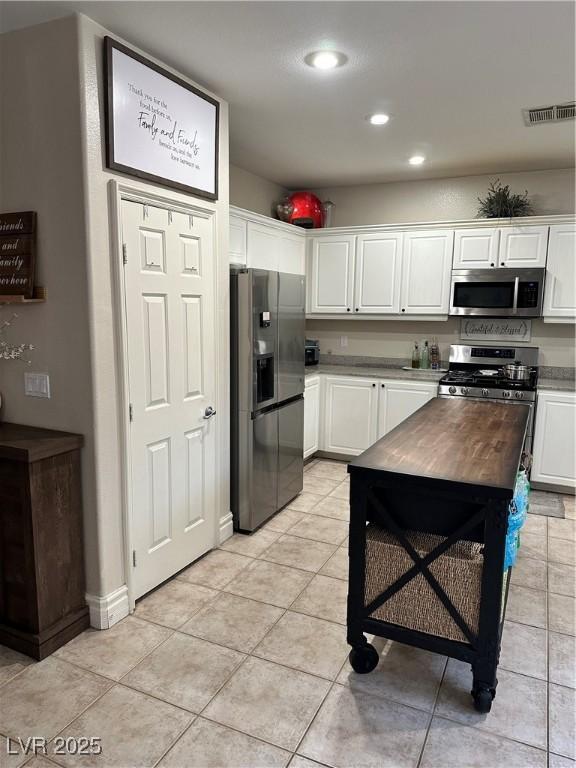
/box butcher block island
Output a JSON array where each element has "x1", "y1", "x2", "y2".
[{"x1": 346, "y1": 397, "x2": 529, "y2": 713}]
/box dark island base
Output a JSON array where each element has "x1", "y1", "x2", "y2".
[{"x1": 346, "y1": 399, "x2": 528, "y2": 713}]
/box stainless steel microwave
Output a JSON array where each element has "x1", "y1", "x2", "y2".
[{"x1": 449, "y1": 268, "x2": 545, "y2": 317}]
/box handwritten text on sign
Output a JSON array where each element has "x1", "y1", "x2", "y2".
[
  {"x1": 0, "y1": 213, "x2": 36, "y2": 298},
  {"x1": 107, "y1": 39, "x2": 218, "y2": 199},
  {"x1": 460, "y1": 318, "x2": 532, "y2": 342}
]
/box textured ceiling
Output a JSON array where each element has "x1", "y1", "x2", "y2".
[{"x1": 1, "y1": 1, "x2": 574, "y2": 187}]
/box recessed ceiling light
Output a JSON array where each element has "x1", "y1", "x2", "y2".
[
  {"x1": 368, "y1": 113, "x2": 390, "y2": 125},
  {"x1": 305, "y1": 51, "x2": 347, "y2": 70},
  {"x1": 409, "y1": 155, "x2": 426, "y2": 165}
]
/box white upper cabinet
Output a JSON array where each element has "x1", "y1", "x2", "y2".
[
  {"x1": 453, "y1": 228, "x2": 500, "y2": 269},
  {"x1": 498, "y1": 225, "x2": 549, "y2": 268},
  {"x1": 309, "y1": 235, "x2": 356, "y2": 314},
  {"x1": 400, "y1": 230, "x2": 454, "y2": 314},
  {"x1": 247, "y1": 221, "x2": 281, "y2": 271},
  {"x1": 354, "y1": 233, "x2": 403, "y2": 314},
  {"x1": 230, "y1": 210, "x2": 305, "y2": 274},
  {"x1": 278, "y1": 230, "x2": 306, "y2": 275},
  {"x1": 377, "y1": 380, "x2": 437, "y2": 440},
  {"x1": 229, "y1": 215, "x2": 247, "y2": 266},
  {"x1": 543, "y1": 224, "x2": 576, "y2": 320},
  {"x1": 323, "y1": 376, "x2": 378, "y2": 455}
]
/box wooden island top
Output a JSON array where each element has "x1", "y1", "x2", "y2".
[{"x1": 349, "y1": 398, "x2": 529, "y2": 499}]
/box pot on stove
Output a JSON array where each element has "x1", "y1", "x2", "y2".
[{"x1": 501, "y1": 362, "x2": 532, "y2": 382}]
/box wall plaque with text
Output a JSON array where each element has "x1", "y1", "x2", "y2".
[
  {"x1": 105, "y1": 37, "x2": 219, "y2": 200},
  {"x1": 0, "y1": 212, "x2": 36, "y2": 298},
  {"x1": 460, "y1": 318, "x2": 532, "y2": 343}
]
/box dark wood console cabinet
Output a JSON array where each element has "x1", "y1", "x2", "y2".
[{"x1": 0, "y1": 423, "x2": 89, "y2": 659}]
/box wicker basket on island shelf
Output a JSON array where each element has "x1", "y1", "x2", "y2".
[{"x1": 364, "y1": 524, "x2": 484, "y2": 644}]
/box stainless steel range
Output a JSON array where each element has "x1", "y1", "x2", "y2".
[{"x1": 439, "y1": 344, "x2": 539, "y2": 455}]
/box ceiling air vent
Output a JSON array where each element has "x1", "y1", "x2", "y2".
[{"x1": 523, "y1": 102, "x2": 576, "y2": 126}]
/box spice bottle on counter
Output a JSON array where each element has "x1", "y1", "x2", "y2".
[
  {"x1": 411, "y1": 342, "x2": 420, "y2": 369},
  {"x1": 430, "y1": 338, "x2": 441, "y2": 370},
  {"x1": 420, "y1": 340, "x2": 430, "y2": 369}
]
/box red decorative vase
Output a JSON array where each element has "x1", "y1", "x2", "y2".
[{"x1": 287, "y1": 191, "x2": 325, "y2": 229}]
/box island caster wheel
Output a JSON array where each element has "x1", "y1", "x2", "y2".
[
  {"x1": 472, "y1": 686, "x2": 495, "y2": 713},
  {"x1": 349, "y1": 643, "x2": 379, "y2": 674}
]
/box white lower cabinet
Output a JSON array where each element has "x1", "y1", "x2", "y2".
[
  {"x1": 532, "y1": 390, "x2": 576, "y2": 490},
  {"x1": 377, "y1": 380, "x2": 438, "y2": 439},
  {"x1": 323, "y1": 376, "x2": 378, "y2": 456},
  {"x1": 312, "y1": 374, "x2": 438, "y2": 458},
  {"x1": 304, "y1": 375, "x2": 320, "y2": 459}
]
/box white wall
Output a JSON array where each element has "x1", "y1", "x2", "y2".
[
  {"x1": 230, "y1": 164, "x2": 286, "y2": 217},
  {"x1": 0, "y1": 16, "x2": 100, "y2": 586},
  {"x1": 306, "y1": 318, "x2": 576, "y2": 369},
  {"x1": 0, "y1": 13, "x2": 230, "y2": 611},
  {"x1": 310, "y1": 168, "x2": 575, "y2": 228}
]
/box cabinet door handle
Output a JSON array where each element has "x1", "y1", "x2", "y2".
[
  {"x1": 401, "y1": 308, "x2": 406, "y2": 312},
  {"x1": 490, "y1": 263, "x2": 495, "y2": 267},
  {"x1": 347, "y1": 307, "x2": 351, "y2": 312},
  {"x1": 372, "y1": 383, "x2": 376, "y2": 387},
  {"x1": 381, "y1": 383, "x2": 385, "y2": 388}
]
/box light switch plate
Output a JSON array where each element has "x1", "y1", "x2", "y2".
[
  {"x1": 340, "y1": 336, "x2": 348, "y2": 348},
  {"x1": 24, "y1": 372, "x2": 50, "y2": 398}
]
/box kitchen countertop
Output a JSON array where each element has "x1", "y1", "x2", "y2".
[
  {"x1": 306, "y1": 365, "x2": 576, "y2": 392},
  {"x1": 305, "y1": 364, "x2": 445, "y2": 383},
  {"x1": 537, "y1": 378, "x2": 576, "y2": 392}
]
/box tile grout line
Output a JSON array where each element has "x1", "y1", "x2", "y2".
[{"x1": 415, "y1": 655, "x2": 449, "y2": 768}]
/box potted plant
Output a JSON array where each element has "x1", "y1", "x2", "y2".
[{"x1": 477, "y1": 179, "x2": 533, "y2": 218}]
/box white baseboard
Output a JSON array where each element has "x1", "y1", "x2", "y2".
[
  {"x1": 219, "y1": 511, "x2": 234, "y2": 543},
  {"x1": 86, "y1": 585, "x2": 130, "y2": 630}
]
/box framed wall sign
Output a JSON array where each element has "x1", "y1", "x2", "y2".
[
  {"x1": 0, "y1": 211, "x2": 36, "y2": 298},
  {"x1": 104, "y1": 37, "x2": 219, "y2": 200},
  {"x1": 460, "y1": 318, "x2": 532, "y2": 343}
]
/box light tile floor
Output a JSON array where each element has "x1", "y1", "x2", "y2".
[{"x1": 1, "y1": 458, "x2": 575, "y2": 768}]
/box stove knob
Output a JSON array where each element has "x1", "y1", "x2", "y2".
[
  {"x1": 482, "y1": 388, "x2": 489, "y2": 397},
  {"x1": 448, "y1": 386, "x2": 457, "y2": 395},
  {"x1": 502, "y1": 390, "x2": 511, "y2": 399},
  {"x1": 514, "y1": 391, "x2": 524, "y2": 400},
  {"x1": 460, "y1": 387, "x2": 469, "y2": 395}
]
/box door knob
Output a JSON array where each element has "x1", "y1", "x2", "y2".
[{"x1": 203, "y1": 406, "x2": 217, "y2": 419}]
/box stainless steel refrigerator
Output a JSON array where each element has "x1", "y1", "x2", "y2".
[{"x1": 230, "y1": 268, "x2": 305, "y2": 532}]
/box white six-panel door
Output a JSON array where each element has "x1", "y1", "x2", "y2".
[{"x1": 122, "y1": 200, "x2": 217, "y2": 599}]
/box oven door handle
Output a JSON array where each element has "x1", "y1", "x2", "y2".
[{"x1": 512, "y1": 276, "x2": 519, "y2": 314}]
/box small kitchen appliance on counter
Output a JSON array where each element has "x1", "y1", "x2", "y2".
[
  {"x1": 438, "y1": 344, "x2": 539, "y2": 455},
  {"x1": 305, "y1": 339, "x2": 320, "y2": 366}
]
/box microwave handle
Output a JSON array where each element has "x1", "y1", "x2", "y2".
[{"x1": 512, "y1": 276, "x2": 519, "y2": 314}]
